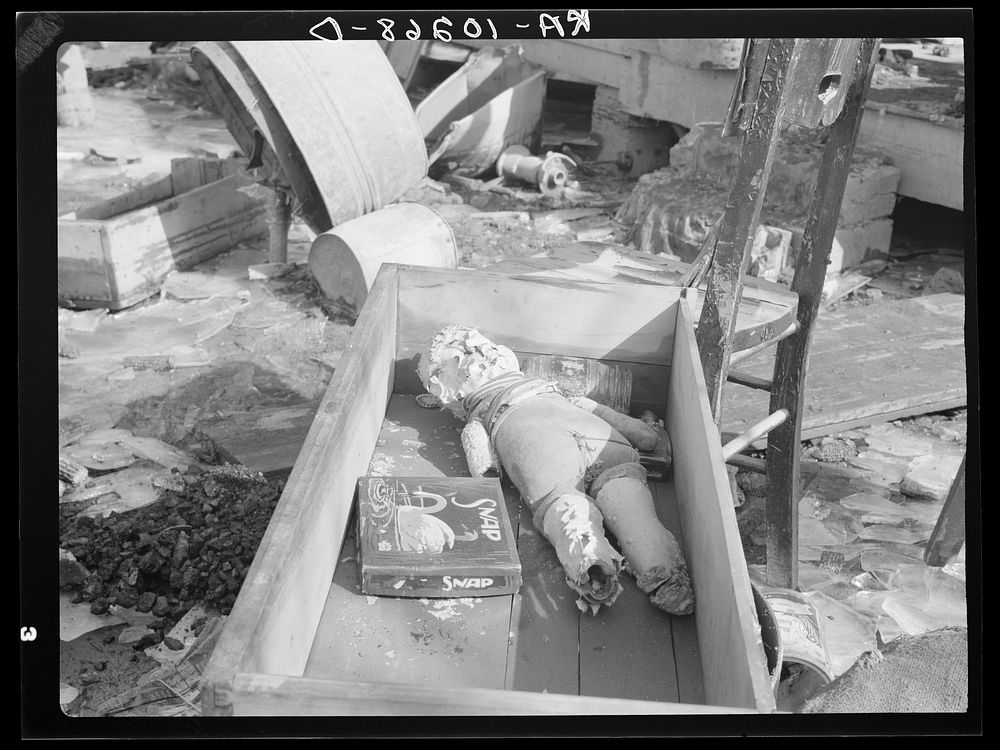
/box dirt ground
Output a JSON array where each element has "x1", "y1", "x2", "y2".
[{"x1": 53, "y1": 42, "x2": 970, "y2": 718}]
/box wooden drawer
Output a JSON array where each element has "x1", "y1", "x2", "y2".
[{"x1": 201, "y1": 264, "x2": 775, "y2": 715}]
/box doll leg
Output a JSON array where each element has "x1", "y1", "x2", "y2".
[
  {"x1": 492, "y1": 405, "x2": 625, "y2": 611},
  {"x1": 591, "y1": 462, "x2": 694, "y2": 615},
  {"x1": 538, "y1": 490, "x2": 623, "y2": 611}
]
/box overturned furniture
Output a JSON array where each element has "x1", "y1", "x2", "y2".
[
  {"x1": 200, "y1": 265, "x2": 776, "y2": 715},
  {"x1": 680, "y1": 38, "x2": 884, "y2": 589}
]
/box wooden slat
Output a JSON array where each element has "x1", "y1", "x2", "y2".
[
  {"x1": 726, "y1": 454, "x2": 767, "y2": 474},
  {"x1": 70, "y1": 174, "x2": 174, "y2": 221},
  {"x1": 503, "y1": 503, "x2": 580, "y2": 695},
  {"x1": 396, "y1": 266, "x2": 682, "y2": 367},
  {"x1": 651, "y1": 479, "x2": 705, "y2": 705},
  {"x1": 488, "y1": 253, "x2": 797, "y2": 356},
  {"x1": 667, "y1": 298, "x2": 774, "y2": 712},
  {"x1": 457, "y1": 39, "x2": 628, "y2": 89},
  {"x1": 230, "y1": 673, "x2": 760, "y2": 716},
  {"x1": 858, "y1": 100, "x2": 964, "y2": 210},
  {"x1": 727, "y1": 369, "x2": 772, "y2": 391},
  {"x1": 200, "y1": 402, "x2": 321, "y2": 476},
  {"x1": 721, "y1": 293, "x2": 966, "y2": 445},
  {"x1": 170, "y1": 156, "x2": 246, "y2": 195},
  {"x1": 57, "y1": 220, "x2": 110, "y2": 306},
  {"x1": 201, "y1": 266, "x2": 400, "y2": 716},
  {"x1": 722, "y1": 410, "x2": 788, "y2": 461},
  {"x1": 619, "y1": 49, "x2": 737, "y2": 127},
  {"x1": 578, "y1": 479, "x2": 682, "y2": 704}
]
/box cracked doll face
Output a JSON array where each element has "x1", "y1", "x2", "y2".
[{"x1": 417, "y1": 325, "x2": 520, "y2": 408}]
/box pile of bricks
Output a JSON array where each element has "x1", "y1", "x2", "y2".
[{"x1": 616, "y1": 123, "x2": 902, "y2": 275}]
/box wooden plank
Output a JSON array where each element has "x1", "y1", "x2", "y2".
[
  {"x1": 201, "y1": 266, "x2": 400, "y2": 716},
  {"x1": 170, "y1": 156, "x2": 246, "y2": 195},
  {"x1": 721, "y1": 293, "x2": 967, "y2": 443},
  {"x1": 57, "y1": 220, "x2": 111, "y2": 306},
  {"x1": 396, "y1": 266, "x2": 682, "y2": 367},
  {"x1": 667, "y1": 298, "x2": 774, "y2": 712},
  {"x1": 504, "y1": 503, "x2": 580, "y2": 695},
  {"x1": 70, "y1": 174, "x2": 174, "y2": 221},
  {"x1": 578, "y1": 478, "x2": 681, "y2": 704},
  {"x1": 487, "y1": 253, "x2": 797, "y2": 356},
  {"x1": 200, "y1": 402, "x2": 321, "y2": 476},
  {"x1": 230, "y1": 673, "x2": 760, "y2": 715},
  {"x1": 303, "y1": 394, "x2": 520, "y2": 690},
  {"x1": 458, "y1": 39, "x2": 628, "y2": 89},
  {"x1": 651, "y1": 478, "x2": 705, "y2": 705},
  {"x1": 169, "y1": 158, "x2": 208, "y2": 197},
  {"x1": 618, "y1": 50, "x2": 738, "y2": 127},
  {"x1": 624, "y1": 39, "x2": 744, "y2": 70},
  {"x1": 858, "y1": 101, "x2": 964, "y2": 210},
  {"x1": 727, "y1": 369, "x2": 772, "y2": 391}
]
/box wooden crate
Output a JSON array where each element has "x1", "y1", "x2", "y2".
[
  {"x1": 58, "y1": 157, "x2": 269, "y2": 310},
  {"x1": 201, "y1": 264, "x2": 776, "y2": 715}
]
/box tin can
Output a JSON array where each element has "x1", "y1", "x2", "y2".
[{"x1": 761, "y1": 588, "x2": 834, "y2": 710}]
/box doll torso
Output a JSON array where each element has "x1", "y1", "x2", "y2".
[{"x1": 489, "y1": 395, "x2": 639, "y2": 526}]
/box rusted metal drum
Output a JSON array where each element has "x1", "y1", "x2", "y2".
[{"x1": 190, "y1": 40, "x2": 428, "y2": 234}]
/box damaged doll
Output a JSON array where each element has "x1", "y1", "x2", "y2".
[{"x1": 417, "y1": 324, "x2": 694, "y2": 616}]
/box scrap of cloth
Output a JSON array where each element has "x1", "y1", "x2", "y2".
[{"x1": 801, "y1": 627, "x2": 968, "y2": 713}]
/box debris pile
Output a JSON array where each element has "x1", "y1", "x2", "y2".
[
  {"x1": 60, "y1": 464, "x2": 283, "y2": 626},
  {"x1": 615, "y1": 123, "x2": 901, "y2": 275}
]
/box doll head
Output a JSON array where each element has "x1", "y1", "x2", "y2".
[{"x1": 417, "y1": 325, "x2": 520, "y2": 411}]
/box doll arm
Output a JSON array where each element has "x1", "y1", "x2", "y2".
[
  {"x1": 570, "y1": 396, "x2": 659, "y2": 452},
  {"x1": 460, "y1": 419, "x2": 503, "y2": 478}
]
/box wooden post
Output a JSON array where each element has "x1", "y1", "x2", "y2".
[
  {"x1": 695, "y1": 39, "x2": 802, "y2": 421},
  {"x1": 764, "y1": 38, "x2": 880, "y2": 589},
  {"x1": 268, "y1": 187, "x2": 291, "y2": 263}
]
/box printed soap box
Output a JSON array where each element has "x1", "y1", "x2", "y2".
[{"x1": 356, "y1": 475, "x2": 521, "y2": 598}]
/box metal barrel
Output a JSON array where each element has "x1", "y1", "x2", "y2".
[{"x1": 308, "y1": 202, "x2": 458, "y2": 309}]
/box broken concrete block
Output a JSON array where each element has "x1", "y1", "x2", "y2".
[
  {"x1": 840, "y1": 162, "x2": 903, "y2": 226},
  {"x1": 786, "y1": 218, "x2": 894, "y2": 273}
]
